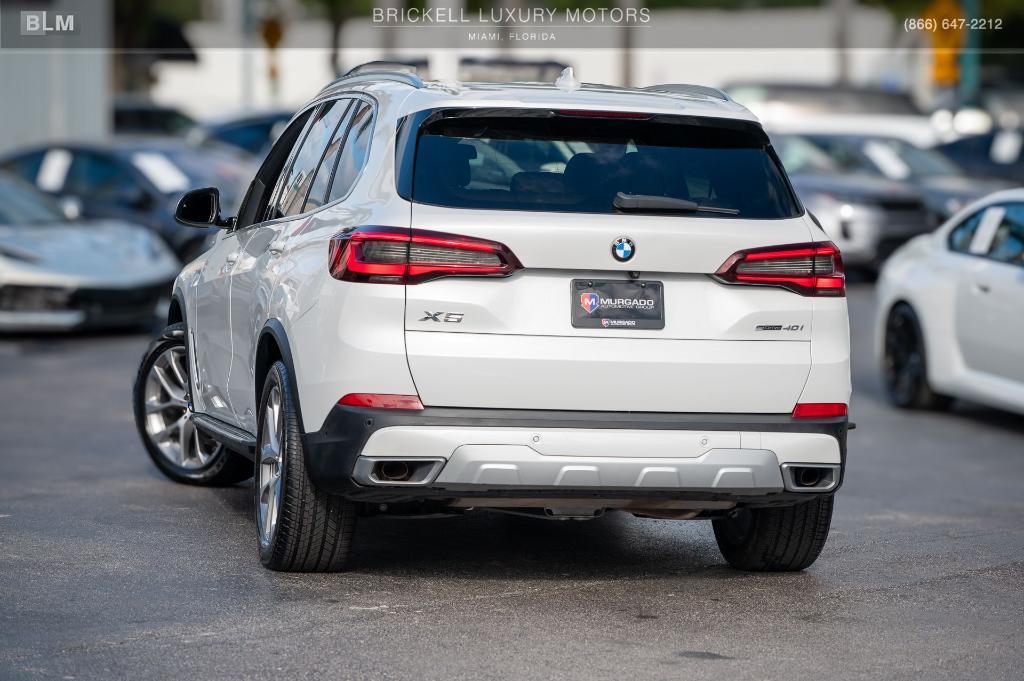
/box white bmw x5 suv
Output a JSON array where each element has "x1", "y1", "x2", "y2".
[{"x1": 133, "y1": 69, "x2": 851, "y2": 572}]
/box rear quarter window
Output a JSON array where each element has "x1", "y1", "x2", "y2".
[
  {"x1": 402, "y1": 109, "x2": 801, "y2": 219},
  {"x1": 326, "y1": 102, "x2": 374, "y2": 203},
  {"x1": 1, "y1": 151, "x2": 46, "y2": 184},
  {"x1": 987, "y1": 203, "x2": 1024, "y2": 266},
  {"x1": 948, "y1": 209, "x2": 985, "y2": 253}
]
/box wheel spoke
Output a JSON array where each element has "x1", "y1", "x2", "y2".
[
  {"x1": 152, "y1": 364, "x2": 184, "y2": 401},
  {"x1": 152, "y1": 414, "x2": 184, "y2": 442},
  {"x1": 145, "y1": 398, "x2": 184, "y2": 414},
  {"x1": 256, "y1": 384, "x2": 286, "y2": 546},
  {"x1": 265, "y1": 477, "x2": 276, "y2": 513},
  {"x1": 258, "y1": 485, "x2": 271, "y2": 541},
  {"x1": 271, "y1": 397, "x2": 281, "y2": 436},
  {"x1": 267, "y1": 421, "x2": 280, "y2": 455},
  {"x1": 167, "y1": 348, "x2": 188, "y2": 387},
  {"x1": 264, "y1": 400, "x2": 281, "y2": 453},
  {"x1": 265, "y1": 474, "x2": 280, "y2": 538},
  {"x1": 141, "y1": 345, "x2": 218, "y2": 471},
  {"x1": 260, "y1": 444, "x2": 279, "y2": 468},
  {"x1": 193, "y1": 427, "x2": 209, "y2": 464},
  {"x1": 177, "y1": 417, "x2": 193, "y2": 464},
  {"x1": 260, "y1": 412, "x2": 273, "y2": 454},
  {"x1": 905, "y1": 353, "x2": 923, "y2": 380}
]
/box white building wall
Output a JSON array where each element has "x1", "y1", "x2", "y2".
[
  {"x1": 0, "y1": 6, "x2": 110, "y2": 155},
  {"x1": 151, "y1": 6, "x2": 923, "y2": 122}
]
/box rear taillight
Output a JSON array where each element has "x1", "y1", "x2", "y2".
[
  {"x1": 714, "y1": 242, "x2": 845, "y2": 297},
  {"x1": 792, "y1": 403, "x2": 848, "y2": 419},
  {"x1": 328, "y1": 226, "x2": 522, "y2": 285},
  {"x1": 338, "y1": 393, "x2": 424, "y2": 410}
]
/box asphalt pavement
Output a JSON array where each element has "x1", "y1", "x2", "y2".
[{"x1": 1, "y1": 284, "x2": 1022, "y2": 680}]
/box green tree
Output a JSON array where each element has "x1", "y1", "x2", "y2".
[{"x1": 301, "y1": 0, "x2": 376, "y2": 77}]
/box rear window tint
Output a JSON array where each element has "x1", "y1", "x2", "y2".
[{"x1": 407, "y1": 111, "x2": 801, "y2": 219}]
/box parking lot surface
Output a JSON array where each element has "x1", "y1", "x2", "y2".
[{"x1": 1, "y1": 285, "x2": 1022, "y2": 680}]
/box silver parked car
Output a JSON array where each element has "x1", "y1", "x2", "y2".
[
  {"x1": 0, "y1": 172, "x2": 180, "y2": 332},
  {"x1": 773, "y1": 134, "x2": 932, "y2": 269}
]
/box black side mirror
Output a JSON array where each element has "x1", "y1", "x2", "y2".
[{"x1": 175, "y1": 187, "x2": 231, "y2": 228}]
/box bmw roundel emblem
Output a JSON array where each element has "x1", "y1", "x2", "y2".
[{"x1": 612, "y1": 237, "x2": 635, "y2": 262}]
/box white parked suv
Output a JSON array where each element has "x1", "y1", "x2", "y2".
[
  {"x1": 876, "y1": 189, "x2": 1024, "y2": 415},
  {"x1": 132, "y1": 69, "x2": 852, "y2": 572}
]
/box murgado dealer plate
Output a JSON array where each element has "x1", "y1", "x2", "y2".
[{"x1": 571, "y1": 279, "x2": 664, "y2": 330}]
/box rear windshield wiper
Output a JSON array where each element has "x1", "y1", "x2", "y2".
[{"x1": 613, "y1": 192, "x2": 740, "y2": 215}]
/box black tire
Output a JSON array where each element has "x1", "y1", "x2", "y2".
[
  {"x1": 882, "y1": 303, "x2": 952, "y2": 410},
  {"x1": 132, "y1": 322, "x2": 252, "y2": 486},
  {"x1": 712, "y1": 495, "x2": 833, "y2": 571},
  {"x1": 256, "y1": 360, "x2": 356, "y2": 572}
]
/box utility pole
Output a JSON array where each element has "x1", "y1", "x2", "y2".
[
  {"x1": 959, "y1": 0, "x2": 981, "y2": 105},
  {"x1": 429, "y1": 0, "x2": 462, "y2": 80},
  {"x1": 240, "y1": 0, "x2": 254, "y2": 108},
  {"x1": 618, "y1": 0, "x2": 638, "y2": 87},
  {"x1": 379, "y1": 0, "x2": 401, "y2": 57},
  {"x1": 832, "y1": 0, "x2": 853, "y2": 84}
]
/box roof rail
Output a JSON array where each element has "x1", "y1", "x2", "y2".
[
  {"x1": 642, "y1": 84, "x2": 731, "y2": 101},
  {"x1": 321, "y1": 67, "x2": 425, "y2": 93},
  {"x1": 346, "y1": 60, "x2": 425, "y2": 76}
]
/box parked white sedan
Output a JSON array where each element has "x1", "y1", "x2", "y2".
[
  {"x1": 0, "y1": 173, "x2": 180, "y2": 332},
  {"x1": 876, "y1": 189, "x2": 1024, "y2": 415}
]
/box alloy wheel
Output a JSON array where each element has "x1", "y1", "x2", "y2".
[
  {"x1": 143, "y1": 346, "x2": 221, "y2": 469},
  {"x1": 884, "y1": 309, "x2": 925, "y2": 404},
  {"x1": 257, "y1": 385, "x2": 284, "y2": 547}
]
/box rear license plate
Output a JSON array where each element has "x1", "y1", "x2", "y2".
[{"x1": 571, "y1": 279, "x2": 664, "y2": 330}]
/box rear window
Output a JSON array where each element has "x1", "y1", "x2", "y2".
[{"x1": 405, "y1": 110, "x2": 801, "y2": 219}]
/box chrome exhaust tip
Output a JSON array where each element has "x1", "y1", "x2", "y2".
[
  {"x1": 377, "y1": 461, "x2": 410, "y2": 482},
  {"x1": 780, "y1": 463, "x2": 840, "y2": 492},
  {"x1": 352, "y1": 457, "x2": 445, "y2": 486}
]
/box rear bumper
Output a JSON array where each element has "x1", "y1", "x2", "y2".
[{"x1": 303, "y1": 406, "x2": 848, "y2": 506}]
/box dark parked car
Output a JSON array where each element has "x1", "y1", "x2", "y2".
[
  {"x1": 935, "y1": 129, "x2": 1024, "y2": 185},
  {"x1": 797, "y1": 133, "x2": 1013, "y2": 221},
  {"x1": 192, "y1": 110, "x2": 294, "y2": 157},
  {"x1": 114, "y1": 97, "x2": 197, "y2": 136},
  {"x1": 0, "y1": 138, "x2": 253, "y2": 262}
]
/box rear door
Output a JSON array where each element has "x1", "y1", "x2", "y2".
[
  {"x1": 401, "y1": 109, "x2": 828, "y2": 413},
  {"x1": 194, "y1": 229, "x2": 250, "y2": 422},
  {"x1": 954, "y1": 203, "x2": 1024, "y2": 384}
]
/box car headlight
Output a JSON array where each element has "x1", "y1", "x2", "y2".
[
  {"x1": 142, "y1": 232, "x2": 172, "y2": 261},
  {"x1": 0, "y1": 244, "x2": 43, "y2": 264},
  {"x1": 803, "y1": 192, "x2": 857, "y2": 219}
]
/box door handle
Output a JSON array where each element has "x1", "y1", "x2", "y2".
[
  {"x1": 974, "y1": 282, "x2": 991, "y2": 294},
  {"x1": 268, "y1": 240, "x2": 286, "y2": 256}
]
